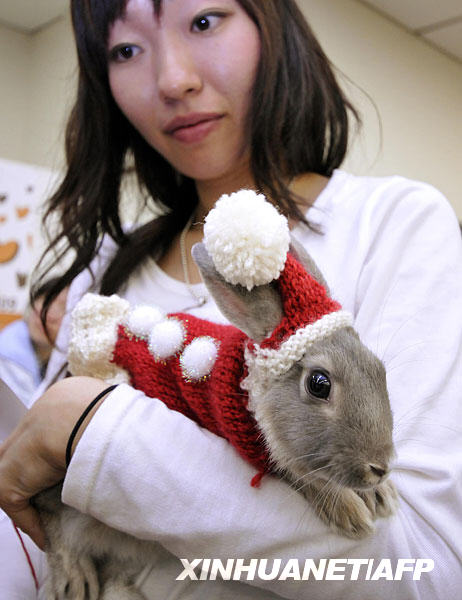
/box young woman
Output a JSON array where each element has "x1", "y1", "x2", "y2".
[{"x1": 0, "y1": 0, "x2": 461, "y2": 597}]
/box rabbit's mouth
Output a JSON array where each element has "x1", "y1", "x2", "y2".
[
  {"x1": 340, "y1": 461, "x2": 391, "y2": 491},
  {"x1": 298, "y1": 457, "x2": 391, "y2": 492}
]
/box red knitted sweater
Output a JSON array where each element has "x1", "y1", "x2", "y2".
[
  {"x1": 111, "y1": 315, "x2": 271, "y2": 482},
  {"x1": 110, "y1": 254, "x2": 341, "y2": 485}
]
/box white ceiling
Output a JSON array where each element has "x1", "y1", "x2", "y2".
[
  {"x1": 0, "y1": 0, "x2": 461, "y2": 63},
  {"x1": 359, "y1": 0, "x2": 462, "y2": 62}
]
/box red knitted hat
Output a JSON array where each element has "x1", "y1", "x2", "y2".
[
  {"x1": 259, "y1": 253, "x2": 341, "y2": 350},
  {"x1": 203, "y1": 190, "x2": 352, "y2": 378}
]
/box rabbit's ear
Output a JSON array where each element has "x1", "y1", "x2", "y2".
[
  {"x1": 192, "y1": 242, "x2": 283, "y2": 342},
  {"x1": 289, "y1": 235, "x2": 330, "y2": 295}
]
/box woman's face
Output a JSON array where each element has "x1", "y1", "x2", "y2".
[{"x1": 107, "y1": 0, "x2": 260, "y2": 184}]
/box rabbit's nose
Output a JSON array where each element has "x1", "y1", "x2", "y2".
[{"x1": 369, "y1": 463, "x2": 387, "y2": 479}]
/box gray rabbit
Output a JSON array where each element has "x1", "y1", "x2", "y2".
[
  {"x1": 191, "y1": 237, "x2": 397, "y2": 536},
  {"x1": 34, "y1": 195, "x2": 397, "y2": 599}
]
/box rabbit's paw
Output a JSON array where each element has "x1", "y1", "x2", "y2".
[
  {"x1": 359, "y1": 479, "x2": 399, "y2": 519},
  {"x1": 324, "y1": 487, "x2": 374, "y2": 538},
  {"x1": 44, "y1": 550, "x2": 99, "y2": 600},
  {"x1": 304, "y1": 481, "x2": 374, "y2": 538}
]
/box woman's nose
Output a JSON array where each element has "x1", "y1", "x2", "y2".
[{"x1": 156, "y1": 38, "x2": 202, "y2": 102}]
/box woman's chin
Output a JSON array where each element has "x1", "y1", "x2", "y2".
[
  {"x1": 170, "y1": 151, "x2": 252, "y2": 192},
  {"x1": 173, "y1": 162, "x2": 245, "y2": 188}
]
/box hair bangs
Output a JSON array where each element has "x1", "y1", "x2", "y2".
[{"x1": 71, "y1": 0, "x2": 162, "y2": 76}]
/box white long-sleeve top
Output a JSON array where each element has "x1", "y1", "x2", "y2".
[{"x1": 41, "y1": 169, "x2": 462, "y2": 599}]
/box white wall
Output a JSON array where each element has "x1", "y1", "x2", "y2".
[
  {"x1": 0, "y1": 1, "x2": 461, "y2": 217},
  {"x1": 298, "y1": 0, "x2": 462, "y2": 216},
  {"x1": 0, "y1": 15, "x2": 76, "y2": 172},
  {"x1": 0, "y1": 24, "x2": 30, "y2": 163},
  {"x1": 26, "y1": 15, "x2": 77, "y2": 171}
]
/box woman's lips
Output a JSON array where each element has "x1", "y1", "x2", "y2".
[{"x1": 165, "y1": 114, "x2": 224, "y2": 144}]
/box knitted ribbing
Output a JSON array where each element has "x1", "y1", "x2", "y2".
[{"x1": 260, "y1": 253, "x2": 342, "y2": 349}]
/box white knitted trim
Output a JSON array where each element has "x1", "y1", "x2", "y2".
[
  {"x1": 68, "y1": 292, "x2": 131, "y2": 383},
  {"x1": 242, "y1": 310, "x2": 353, "y2": 388}
]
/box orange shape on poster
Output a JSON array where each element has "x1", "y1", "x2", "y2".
[
  {"x1": 0, "y1": 241, "x2": 19, "y2": 263},
  {"x1": 16, "y1": 207, "x2": 30, "y2": 219}
]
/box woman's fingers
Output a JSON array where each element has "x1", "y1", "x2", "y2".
[
  {"x1": 0, "y1": 435, "x2": 59, "y2": 549},
  {"x1": 0, "y1": 377, "x2": 109, "y2": 549},
  {"x1": 0, "y1": 461, "x2": 46, "y2": 549},
  {"x1": 12, "y1": 508, "x2": 46, "y2": 551}
]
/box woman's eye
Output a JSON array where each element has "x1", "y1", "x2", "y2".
[
  {"x1": 305, "y1": 370, "x2": 331, "y2": 401},
  {"x1": 109, "y1": 44, "x2": 141, "y2": 63},
  {"x1": 191, "y1": 14, "x2": 223, "y2": 33}
]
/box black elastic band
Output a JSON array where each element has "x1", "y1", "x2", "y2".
[{"x1": 65, "y1": 384, "x2": 118, "y2": 468}]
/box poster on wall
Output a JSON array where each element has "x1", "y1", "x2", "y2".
[{"x1": 0, "y1": 158, "x2": 57, "y2": 329}]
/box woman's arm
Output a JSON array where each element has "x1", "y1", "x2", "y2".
[
  {"x1": 59, "y1": 182, "x2": 462, "y2": 598},
  {"x1": 1, "y1": 180, "x2": 460, "y2": 598}
]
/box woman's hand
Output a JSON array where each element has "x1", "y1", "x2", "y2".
[{"x1": 0, "y1": 376, "x2": 109, "y2": 549}]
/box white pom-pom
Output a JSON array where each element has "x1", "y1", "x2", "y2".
[
  {"x1": 180, "y1": 337, "x2": 220, "y2": 381},
  {"x1": 204, "y1": 190, "x2": 290, "y2": 290},
  {"x1": 148, "y1": 318, "x2": 185, "y2": 360},
  {"x1": 126, "y1": 304, "x2": 165, "y2": 338}
]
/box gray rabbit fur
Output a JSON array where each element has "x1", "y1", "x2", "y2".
[{"x1": 34, "y1": 238, "x2": 397, "y2": 599}]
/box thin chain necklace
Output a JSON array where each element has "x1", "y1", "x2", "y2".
[{"x1": 179, "y1": 213, "x2": 208, "y2": 309}]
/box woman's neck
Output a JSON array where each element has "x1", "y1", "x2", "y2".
[
  {"x1": 289, "y1": 172, "x2": 330, "y2": 206},
  {"x1": 195, "y1": 171, "x2": 330, "y2": 226},
  {"x1": 194, "y1": 164, "x2": 256, "y2": 224},
  {"x1": 157, "y1": 171, "x2": 330, "y2": 286}
]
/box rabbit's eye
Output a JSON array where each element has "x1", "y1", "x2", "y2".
[{"x1": 306, "y1": 370, "x2": 331, "y2": 400}]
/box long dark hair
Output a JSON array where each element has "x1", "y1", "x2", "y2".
[{"x1": 33, "y1": 0, "x2": 360, "y2": 324}]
